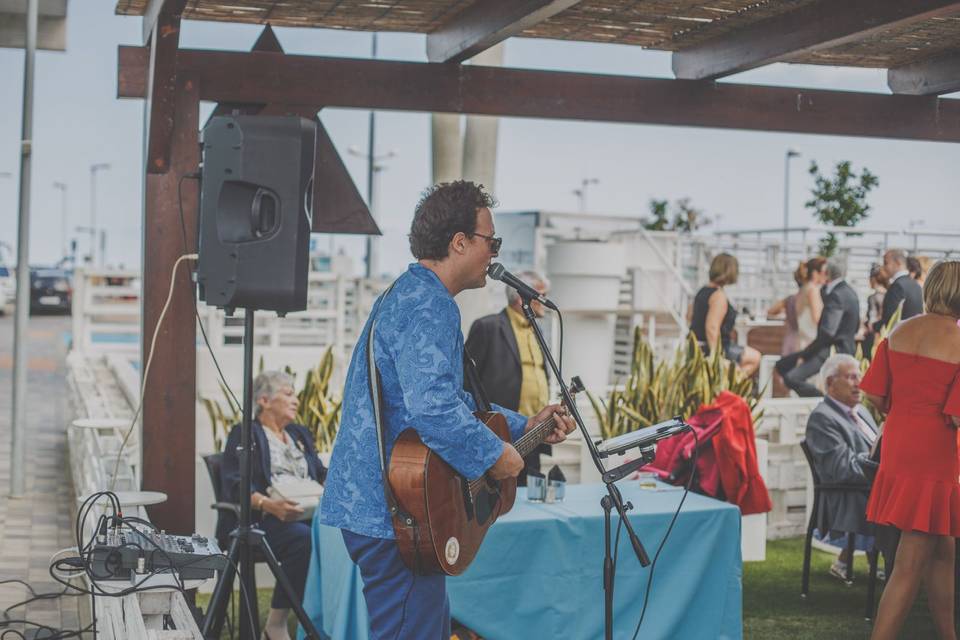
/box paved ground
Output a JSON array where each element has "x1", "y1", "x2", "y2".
[{"x1": 0, "y1": 313, "x2": 85, "y2": 638}]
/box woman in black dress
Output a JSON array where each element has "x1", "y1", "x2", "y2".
[{"x1": 689, "y1": 253, "x2": 760, "y2": 376}]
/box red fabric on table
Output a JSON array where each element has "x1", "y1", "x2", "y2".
[{"x1": 643, "y1": 391, "x2": 772, "y2": 515}]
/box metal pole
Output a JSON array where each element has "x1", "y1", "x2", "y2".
[
  {"x1": 364, "y1": 33, "x2": 378, "y2": 279},
  {"x1": 10, "y1": 0, "x2": 38, "y2": 498},
  {"x1": 783, "y1": 149, "x2": 799, "y2": 260},
  {"x1": 90, "y1": 167, "x2": 95, "y2": 264},
  {"x1": 90, "y1": 163, "x2": 110, "y2": 266},
  {"x1": 577, "y1": 178, "x2": 598, "y2": 213},
  {"x1": 53, "y1": 181, "x2": 67, "y2": 260},
  {"x1": 369, "y1": 164, "x2": 382, "y2": 279}
]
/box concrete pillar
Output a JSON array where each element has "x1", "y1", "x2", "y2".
[
  {"x1": 431, "y1": 114, "x2": 462, "y2": 184},
  {"x1": 462, "y1": 43, "x2": 505, "y2": 194}
]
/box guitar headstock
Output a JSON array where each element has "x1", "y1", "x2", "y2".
[{"x1": 568, "y1": 376, "x2": 585, "y2": 396}]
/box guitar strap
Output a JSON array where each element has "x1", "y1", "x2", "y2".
[
  {"x1": 463, "y1": 350, "x2": 492, "y2": 414},
  {"x1": 366, "y1": 283, "x2": 423, "y2": 573}
]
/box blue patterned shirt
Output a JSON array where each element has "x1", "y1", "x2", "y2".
[{"x1": 320, "y1": 263, "x2": 528, "y2": 539}]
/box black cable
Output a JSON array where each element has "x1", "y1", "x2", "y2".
[
  {"x1": 556, "y1": 308, "x2": 564, "y2": 382},
  {"x1": 631, "y1": 427, "x2": 699, "y2": 640},
  {"x1": 610, "y1": 511, "x2": 624, "y2": 602},
  {"x1": 178, "y1": 172, "x2": 242, "y2": 415}
]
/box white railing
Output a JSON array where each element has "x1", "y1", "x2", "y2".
[
  {"x1": 71, "y1": 267, "x2": 390, "y2": 359},
  {"x1": 65, "y1": 352, "x2": 205, "y2": 639}
]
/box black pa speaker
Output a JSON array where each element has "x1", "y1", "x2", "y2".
[{"x1": 197, "y1": 116, "x2": 317, "y2": 314}]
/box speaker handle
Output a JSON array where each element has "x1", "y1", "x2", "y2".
[
  {"x1": 251, "y1": 188, "x2": 280, "y2": 238},
  {"x1": 303, "y1": 175, "x2": 314, "y2": 227}
]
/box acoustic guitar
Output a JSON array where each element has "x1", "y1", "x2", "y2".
[{"x1": 388, "y1": 378, "x2": 583, "y2": 575}]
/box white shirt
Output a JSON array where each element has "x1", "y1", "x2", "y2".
[
  {"x1": 825, "y1": 278, "x2": 844, "y2": 296},
  {"x1": 263, "y1": 426, "x2": 310, "y2": 483},
  {"x1": 890, "y1": 269, "x2": 910, "y2": 283},
  {"x1": 827, "y1": 396, "x2": 876, "y2": 444}
]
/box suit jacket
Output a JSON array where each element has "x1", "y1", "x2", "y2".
[
  {"x1": 465, "y1": 309, "x2": 550, "y2": 457},
  {"x1": 805, "y1": 399, "x2": 879, "y2": 535},
  {"x1": 874, "y1": 274, "x2": 923, "y2": 333},
  {"x1": 800, "y1": 280, "x2": 860, "y2": 360}
]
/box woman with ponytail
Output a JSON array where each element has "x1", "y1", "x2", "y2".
[{"x1": 768, "y1": 257, "x2": 827, "y2": 354}]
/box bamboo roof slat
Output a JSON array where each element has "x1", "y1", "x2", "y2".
[{"x1": 116, "y1": 0, "x2": 960, "y2": 72}]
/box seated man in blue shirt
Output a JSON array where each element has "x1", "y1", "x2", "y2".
[{"x1": 320, "y1": 181, "x2": 576, "y2": 639}]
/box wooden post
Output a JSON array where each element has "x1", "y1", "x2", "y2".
[{"x1": 141, "y1": 73, "x2": 199, "y2": 533}]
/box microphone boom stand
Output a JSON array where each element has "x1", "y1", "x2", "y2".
[
  {"x1": 519, "y1": 295, "x2": 652, "y2": 640},
  {"x1": 201, "y1": 310, "x2": 324, "y2": 639}
]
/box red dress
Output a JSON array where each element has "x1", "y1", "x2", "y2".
[{"x1": 861, "y1": 339, "x2": 960, "y2": 535}]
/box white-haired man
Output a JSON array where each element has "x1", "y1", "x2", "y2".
[
  {"x1": 804, "y1": 353, "x2": 880, "y2": 580},
  {"x1": 466, "y1": 270, "x2": 552, "y2": 485}
]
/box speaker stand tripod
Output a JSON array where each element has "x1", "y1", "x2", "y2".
[{"x1": 201, "y1": 310, "x2": 324, "y2": 640}]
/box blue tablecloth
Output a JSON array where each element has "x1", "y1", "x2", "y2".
[{"x1": 300, "y1": 482, "x2": 742, "y2": 640}]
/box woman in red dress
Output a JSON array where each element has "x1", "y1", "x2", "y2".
[{"x1": 860, "y1": 260, "x2": 960, "y2": 640}]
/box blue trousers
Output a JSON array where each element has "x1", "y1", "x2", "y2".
[
  {"x1": 260, "y1": 516, "x2": 312, "y2": 609},
  {"x1": 341, "y1": 530, "x2": 450, "y2": 640}
]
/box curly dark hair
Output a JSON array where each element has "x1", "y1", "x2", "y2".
[{"x1": 409, "y1": 181, "x2": 497, "y2": 260}]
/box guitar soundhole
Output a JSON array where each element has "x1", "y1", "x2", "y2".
[{"x1": 474, "y1": 481, "x2": 500, "y2": 525}]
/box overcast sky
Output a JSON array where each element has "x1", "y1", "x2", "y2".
[{"x1": 1, "y1": 1, "x2": 958, "y2": 275}]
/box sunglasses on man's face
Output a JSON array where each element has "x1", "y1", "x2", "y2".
[
  {"x1": 470, "y1": 232, "x2": 503, "y2": 253},
  {"x1": 471, "y1": 232, "x2": 502, "y2": 254}
]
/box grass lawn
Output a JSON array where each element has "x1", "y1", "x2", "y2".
[
  {"x1": 199, "y1": 536, "x2": 944, "y2": 639},
  {"x1": 745, "y1": 537, "x2": 940, "y2": 639}
]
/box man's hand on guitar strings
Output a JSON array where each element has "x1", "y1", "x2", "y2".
[{"x1": 526, "y1": 403, "x2": 577, "y2": 445}]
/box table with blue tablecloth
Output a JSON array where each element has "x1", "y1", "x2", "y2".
[{"x1": 299, "y1": 482, "x2": 742, "y2": 640}]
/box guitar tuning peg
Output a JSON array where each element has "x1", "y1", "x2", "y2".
[{"x1": 569, "y1": 376, "x2": 585, "y2": 394}]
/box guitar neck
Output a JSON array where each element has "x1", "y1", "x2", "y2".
[{"x1": 514, "y1": 416, "x2": 558, "y2": 458}]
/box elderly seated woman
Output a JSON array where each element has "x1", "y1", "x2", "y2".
[{"x1": 221, "y1": 370, "x2": 327, "y2": 640}]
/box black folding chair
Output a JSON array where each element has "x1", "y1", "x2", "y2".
[
  {"x1": 799, "y1": 440, "x2": 880, "y2": 620},
  {"x1": 202, "y1": 453, "x2": 266, "y2": 566}
]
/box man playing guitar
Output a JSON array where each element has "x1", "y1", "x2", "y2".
[{"x1": 320, "y1": 181, "x2": 575, "y2": 638}]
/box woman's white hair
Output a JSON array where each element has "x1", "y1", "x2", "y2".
[
  {"x1": 819, "y1": 354, "x2": 859, "y2": 388},
  {"x1": 505, "y1": 270, "x2": 550, "y2": 305},
  {"x1": 252, "y1": 370, "x2": 295, "y2": 416}
]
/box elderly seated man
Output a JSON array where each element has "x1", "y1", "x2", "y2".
[{"x1": 805, "y1": 353, "x2": 880, "y2": 580}]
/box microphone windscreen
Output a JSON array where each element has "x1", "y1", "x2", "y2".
[{"x1": 487, "y1": 262, "x2": 505, "y2": 280}]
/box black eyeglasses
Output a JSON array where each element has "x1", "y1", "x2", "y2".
[{"x1": 471, "y1": 232, "x2": 502, "y2": 253}]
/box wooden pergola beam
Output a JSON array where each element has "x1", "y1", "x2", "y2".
[
  {"x1": 889, "y1": 51, "x2": 960, "y2": 96},
  {"x1": 118, "y1": 46, "x2": 960, "y2": 143},
  {"x1": 141, "y1": 73, "x2": 200, "y2": 534},
  {"x1": 208, "y1": 25, "x2": 284, "y2": 122},
  {"x1": 144, "y1": 7, "x2": 183, "y2": 175},
  {"x1": 426, "y1": 0, "x2": 581, "y2": 63},
  {"x1": 672, "y1": 0, "x2": 960, "y2": 81},
  {"x1": 142, "y1": 0, "x2": 188, "y2": 45}
]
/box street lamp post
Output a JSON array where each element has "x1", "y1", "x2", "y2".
[
  {"x1": 348, "y1": 146, "x2": 396, "y2": 279},
  {"x1": 53, "y1": 181, "x2": 67, "y2": 262},
  {"x1": 783, "y1": 149, "x2": 800, "y2": 248},
  {"x1": 0, "y1": 172, "x2": 11, "y2": 264},
  {"x1": 11, "y1": 0, "x2": 38, "y2": 498},
  {"x1": 573, "y1": 178, "x2": 599, "y2": 212},
  {"x1": 90, "y1": 162, "x2": 110, "y2": 266}
]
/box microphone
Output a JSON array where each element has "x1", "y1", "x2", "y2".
[{"x1": 487, "y1": 263, "x2": 558, "y2": 311}]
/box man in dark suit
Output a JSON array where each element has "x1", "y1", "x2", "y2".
[
  {"x1": 874, "y1": 248, "x2": 923, "y2": 333},
  {"x1": 805, "y1": 354, "x2": 879, "y2": 580},
  {"x1": 466, "y1": 271, "x2": 551, "y2": 484},
  {"x1": 776, "y1": 259, "x2": 861, "y2": 397}
]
